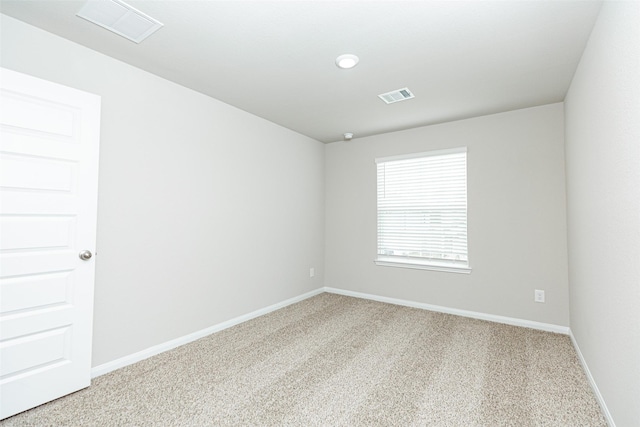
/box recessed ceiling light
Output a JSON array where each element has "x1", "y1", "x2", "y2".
[{"x1": 335, "y1": 54, "x2": 359, "y2": 69}]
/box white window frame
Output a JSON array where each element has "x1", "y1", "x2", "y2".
[{"x1": 375, "y1": 147, "x2": 471, "y2": 274}]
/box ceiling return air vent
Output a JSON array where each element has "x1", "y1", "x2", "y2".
[
  {"x1": 378, "y1": 88, "x2": 415, "y2": 104},
  {"x1": 77, "y1": 0, "x2": 163, "y2": 43}
]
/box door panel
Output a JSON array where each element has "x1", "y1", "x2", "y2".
[
  {"x1": 1, "y1": 271, "x2": 73, "y2": 314},
  {"x1": 1, "y1": 326, "x2": 72, "y2": 377},
  {"x1": 0, "y1": 68, "x2": 101, "y2": 419},
  {"x1": 0, "y1": 153, "x2": 76, "y2": 192},
  {"x1": 1, "y1": 217, "x2": 75, "y2": 251}
]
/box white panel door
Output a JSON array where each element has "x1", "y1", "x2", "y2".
[{"x1": 0, "y1": 68, "x2": 101, "y2": 419}]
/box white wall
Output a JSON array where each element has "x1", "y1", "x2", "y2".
[
  {"x1": 1, "y1": 14, "x2": 325, "y2": 367},
  {"x1": 564, "y1": 2, "x2": 640, "y2": 426},
  {"x1": 325, "y1": 103, "x2": 569, "y2": 326}
]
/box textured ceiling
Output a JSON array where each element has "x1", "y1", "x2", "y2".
[{"x1": 0, "y1": 0, "x2": 602, "y2": 143}]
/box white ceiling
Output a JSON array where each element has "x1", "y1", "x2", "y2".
[{"x1": 0, "y1": 0, "x2": 602, "y2": 143}]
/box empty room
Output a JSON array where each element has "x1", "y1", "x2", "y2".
[{"x1": 0, "y1": 0, "x2": 638, "y2": 426}]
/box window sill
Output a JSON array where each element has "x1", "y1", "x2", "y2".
[{"x1": 374, "y1": 258, "x2": 472, "y2": 274}]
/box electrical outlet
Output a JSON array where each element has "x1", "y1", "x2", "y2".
[
  {"x1": 534, "y1": 289, "x2": 545, "y2": 303},
  {"x1": 309, "y1": 267, "x2": 315, "y2": 278}
]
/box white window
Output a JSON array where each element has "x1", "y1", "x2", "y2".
[{"x1": 375, "y1": 147, "x2": 470, "y2": 274}]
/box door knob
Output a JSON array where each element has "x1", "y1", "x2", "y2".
[{"x1": 79, "y1": 250, "x2": 93, "y2": 261}]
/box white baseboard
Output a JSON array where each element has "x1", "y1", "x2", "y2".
[
  {"x1": 92, "y1": 286, "x2": 570, "y2": 379},
  {"x1": 569, "y1": 331, "x2": 615, "y2": 427},
  {"x1": 324, "y1": 287, "x2": 570, "y2": 334},
  {"x1": 91, "y1": 286, "x2": 613, "y2": 425},
  {"x1": 91, "y1": 287, "x2": 325, "y2": 378},
  {"x1": 329, "y1": 287, "x2": 615, "y2": 424}
]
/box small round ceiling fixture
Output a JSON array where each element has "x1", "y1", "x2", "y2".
[
  {"x1": 343, "y1": 132, "x2": 354, "y2": 141},
  {"x1": 335, "y1": 54, "x2": 359, "y2": 69}
]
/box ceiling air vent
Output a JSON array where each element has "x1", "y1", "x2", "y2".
[
  {"x1": 77, "y1": 0, "x2": 163, "y2": 44},
  {"x1": 378, "y1": 88, "x2": 415, "y2": 104}
]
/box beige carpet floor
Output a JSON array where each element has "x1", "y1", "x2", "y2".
[{"x1": 2, "y1": 293, "x2": 607, "y2": 426}]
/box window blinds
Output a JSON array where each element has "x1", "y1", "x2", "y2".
[{"x1": 376, "y1": 147, "x2": 468, "y2": 268}]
